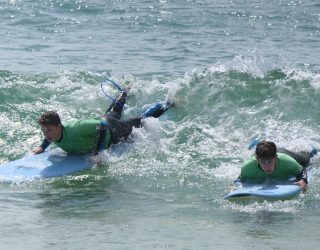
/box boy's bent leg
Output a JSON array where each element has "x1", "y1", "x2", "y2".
[
  {"x1": 105, "y1": 91, "x2": 128, "y2": 120},
  {"x1": 278, "y1": 148, "x2": 311, "y2": 168}
]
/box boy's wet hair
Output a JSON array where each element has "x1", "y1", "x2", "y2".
[
  {"x1": 255, "y1": 141, "x2": 277, "y2": 159},
  {"x1": 38, "y1": 111, "x2": 61, "y2": 126}
]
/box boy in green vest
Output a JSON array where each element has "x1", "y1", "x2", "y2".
[{"x1": 239, "y1": 140, "x2": 317, "y2": 192}]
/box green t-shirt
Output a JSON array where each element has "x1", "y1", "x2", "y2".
[
  {"x1": 240, "y1": 153, "x2": 303, "y2": 183},
  {"x1": 53, "y1": 118, "x2": 110, "y2": 154}
]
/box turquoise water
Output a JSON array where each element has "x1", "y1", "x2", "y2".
[{"x1": 1, "y1": 0, "x2": 320, "y2": 249}]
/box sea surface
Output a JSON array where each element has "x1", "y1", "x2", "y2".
[{"x1": 1, "y1": 0, "x2": 320, "y2": 249}]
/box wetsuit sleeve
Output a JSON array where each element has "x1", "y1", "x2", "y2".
[
  {"x1": 40, "y1": 139, "x2": 51, "y2": 151},
  {"x1": 296, "y1": 169, "x2": 308, "y2": 184},
  {"x1": 94, "y1": 119, "x2": 109, "y2": 155}
]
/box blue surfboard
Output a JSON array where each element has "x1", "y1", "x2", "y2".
[
  {"x1": 224, "y1": 182, "x2": 301, "y2": 201},
  {"x1": 0, "y1": 149, "x2": 94, "y2": 179},
  {"x1": 226, "y1": 166, "x2": 312, "y2": 201}
]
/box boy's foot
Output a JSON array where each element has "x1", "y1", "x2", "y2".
[
  {"x1": 310, "y1": 147, "x2": 318, "y2": 158},
  {"x1": 166, "y1": 101, "x2": 176, "y2": 108},
  {"x1": 248, "y1": 135, "x2": 260, "y2": 150},
  {"x1": 114, "y1": 87, "x2": 131, "y2": 109},
  {"x1": 142, "y1": 101, "x2": 175, "y2": 118}
]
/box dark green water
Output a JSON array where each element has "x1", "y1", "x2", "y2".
[{"x1": 1, "y1": 69, "x2": 320, "y2": 249}]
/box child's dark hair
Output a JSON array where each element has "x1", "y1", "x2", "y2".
[
  {"x1": 255, "y1": 141, "x2": 277, "y2": 159},
  {"x1": 38, "y1": 111, "x2": 61, "y2": 126}
]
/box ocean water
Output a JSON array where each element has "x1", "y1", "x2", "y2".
[{"x1": 1, "y1": 0, "x2": 320, "y2": 249}]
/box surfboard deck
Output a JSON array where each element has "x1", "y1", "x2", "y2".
[
  {"x1": 0, "y1": 149, "x2": 94, "y2": 179},
  {"x1": 224, "y1": 182, "x2": 301, "y2": 201}
]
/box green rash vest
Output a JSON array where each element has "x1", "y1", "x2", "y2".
[
  {"x1": 240, "y1": 153, "x2": 303, "y2": 183},
  {"x1": 53, "y1": 118, "x2": 110, "y2": 154}
]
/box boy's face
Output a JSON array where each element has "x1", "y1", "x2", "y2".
[
  {"x1": 40, "y1": 124, "x2": 60, "y2": 142},
  {"x1": 256, "y1": 156, "x2": 277, "y2": 174}
]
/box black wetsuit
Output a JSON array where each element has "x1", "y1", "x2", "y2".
[{"x1": 101, "y1": 91, "x2": 168, "y2": 146}]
